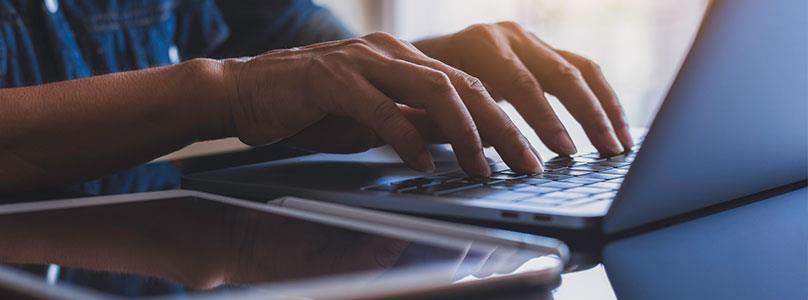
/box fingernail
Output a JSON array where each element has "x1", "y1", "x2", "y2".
[
  {"x1": 416, "y1": 150, "x2": 435, "y2": 173},
  {"x1": 607, "y1": 133, "x2": 625, "y2": 154},
  {"x1": 618, "y1": 127, "x2": 634, "y2": 149},
  {"x1": 556, "y1": 133, "x2": 577, "y2": 155},
  {"x1": 524, "y1": 145, "x2": 543, "y2": 174},
  {"x1": 473, "y1": 155, "x2": 492, "y2": 177}
]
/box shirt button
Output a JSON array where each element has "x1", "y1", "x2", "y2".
[
  {"x1": 45, "y1": 0, "x2": 59, "y2": 14},
  {"x1": 168, "y1": 45, "x2": 180, "y2": 64}
]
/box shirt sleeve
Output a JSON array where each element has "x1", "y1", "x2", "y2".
[{"x1": 211, "y1": 0, "x2": 355, "y2": 58}]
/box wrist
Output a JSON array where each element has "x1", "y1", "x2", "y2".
[{"x1": 177, "y1": 58, "x2": 238, "y2": 141}]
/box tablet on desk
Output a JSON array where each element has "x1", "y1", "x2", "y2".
[{"x1": 0, "y1": 190, "x2": 566, "y2": 300}]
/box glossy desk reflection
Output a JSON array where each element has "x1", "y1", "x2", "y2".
[{"x1": 0, "y1": 195, "x2": 559, "y2": 299}]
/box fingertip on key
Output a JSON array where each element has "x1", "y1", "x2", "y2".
[
  {"x1": 521, "y1": 146, "x2": 543, "y2": 174},
  {"x1": 555, "y1": 133, "x2": 578, "y2": 155},
  {"x1": 416, "y1": 150, "x2": 436, "y2": 173}
]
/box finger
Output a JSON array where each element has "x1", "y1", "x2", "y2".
[
  {"x1": 362, "y1": 58, "x2": 491, "y2": 176},
  {"x1": 557, "y1": 50, "x2": 634, "y2": 150},
  {"x1": 399, "y1": 106, "x2": 447, "y2": 143},
  {"x1": 514, "y1": 35, "x2": 625, "y2": 155},
  {"x1": 362, "y1": 35, "x2": 541, "y2": 174},
  {"x1": 428, "y1": 66, "x2": 543, "y2": 174},
  {"x1": 462, "y1": 42, "x2": 577, "y2": 155},
  {"x1": 327, "y1": 73, "x2": 435, "y2": 172}
]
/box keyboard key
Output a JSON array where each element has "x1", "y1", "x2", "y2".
[
  {"x1": 538, "y1": 182, "x2": 584, "y2": 189},
  {"x1": 600, "y1": 168, "x2": 629, "y2": 175},
  {"x1": 560, "y1": 177, "x2": 603, "y2": 185},
  {"x1": 458, "y1": 177, "x2": 504, "y2": 185},
  {"x1": 546, "y1": 169, "x2": 592, "y2": 176},
  {"x1": 570, "y1": 164, "x2": 612, "y2": 173},
  {"x1": 538, "y1": 181, "x2": 583, "y2": 190},
  {"x1": 566, "y1": 187, "x2": 612, "y2": 195},
  {"x1": 449, "y1": 188, "x2": 532, "y2": 202},
  {"x1": 496, "y1": 169, "x2": 525, "y2": 176},
  {"x1": 570, "y1": 156, "x2": 605, "y2": 163},
  {"x1": 518, "y1": 177, "x2": 553, "y2": 185},
  {"x1": 606, "y1": 178, "x2": 624, "y2": 184},
  {"x1": 541, "y1": 164, "x2": 569, "y2": 171},
  {"x1": 545, "y1": 156, "x2": 573, "y2": 163},
  {"x1": 544, "y1": 159, "x2": 581, "y2": 168},
  {"x1": 581, "y1": 153, "x2": 605, "y2": 159},
  {"x1": 401, "y1": 176, "x2": 451, "y2": 187},
  {"x1": 608, "y1": 154, "x2": 634, "y2": 162},
  {"x1": 513, "y1": 186, "x2": 561, "y2": 195},
  {"x1": 580, "y1": 173, "x2": 623, "y2": 180},
  {"x1": 543, "y1": 191, "x2": 589, "y2": 200},
  {"x1": 489, "y1": 181, "x2": 532, "y2": 190},
  {"x1": 490, "y1": 172, "x2": 528, "y2": 180},
  {"x1": 437, "y1": 170, "x2": 468, "y2": 178},
  {"x1": 532, "y1": 173, "x2": 572, "y2": 181},
  {"x1": 588, "y1": 182, "x2": 622, "y2": 190},
  {"x1": 589, "y1": 161, "x2": 631, "y2": 168}
]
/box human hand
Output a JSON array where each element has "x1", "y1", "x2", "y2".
[
  {"x1": 222, "y1": 32, "x2": 544, "y2": 176},
  {"x1": 415, "y1": 22, "x2": 633, "y2": 156}
]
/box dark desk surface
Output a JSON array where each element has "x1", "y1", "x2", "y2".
[{"x1": 2, "y1": 146, "x2": 806, "y2": 299}]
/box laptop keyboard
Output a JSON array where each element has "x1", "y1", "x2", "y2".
[{"x1": 363, "y1": 140, "x2": 642, "y2": 208}]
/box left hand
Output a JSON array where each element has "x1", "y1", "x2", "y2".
[{"x1": 415, "y1": 21, "x2": 633, "y2": 156}]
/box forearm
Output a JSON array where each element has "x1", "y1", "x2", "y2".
[{"x1": 0, "y1": 59, "x2": 232, "y2": 192}]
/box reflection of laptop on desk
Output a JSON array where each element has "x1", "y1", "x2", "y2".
[{"x1": 184, "y1": 0, "x2": 807, "y2": 236}]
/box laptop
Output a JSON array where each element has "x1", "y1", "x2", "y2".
[{"x1": 184, "y1": 0, "x2": 807, "y2": 236}]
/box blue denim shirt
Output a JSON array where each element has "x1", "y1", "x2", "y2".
[
  {"x1": 0, "y1": 0, "x2": 351, "y2": 195},
  {"x1": 0, "y1": 0, "x2": 351, "y2": 87}
]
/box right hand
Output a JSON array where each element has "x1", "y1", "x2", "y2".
[{"x1": 221, "y1": 32, "x2": 542, "y2": 177}]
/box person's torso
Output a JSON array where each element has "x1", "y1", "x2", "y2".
[{"x1": 0, "y1": 0, "x2": 232, "y2": 87}]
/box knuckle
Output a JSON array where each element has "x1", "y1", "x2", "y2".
[
  {"x1": 496, "y1": 20, "x2": 522, "y2": 31},
  {"x1": 364, "y1": 31, "x2": 397, "y2": 43},
  {"x1": 371, "y1": 101, "x2": 401, "y2": 125},
  {"x1": 462, "y1": 75, "x2": 487, "y2": 94},
  {"x1": 423, "y1": 70, "x2": 453, "y2": 91},
  {"x1": 511, "y1": 72, "x2": 538, "y2": 90},
  {"x1": 586, "y1": 59, "x2": 602, "y2": 72},
  {"x1": 343, "y1": 41, "x2": 375, "y2": 54},
  {"x1": 582, "y1": 58, "x2": 602, "y2": 74},
  {"x1": 463, "y1": 23, "x2": 497, "y2": 39},
  {"x1": 346, "y1": 37, "x2": 370, "y2": 47},
  {"x1": 555, "y1": 62, "x2": 584, "y2": 82}
]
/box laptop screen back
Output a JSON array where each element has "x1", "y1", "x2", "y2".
[{"x1": 605, "y1": 0, "x2": 808, "y2": 233}]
